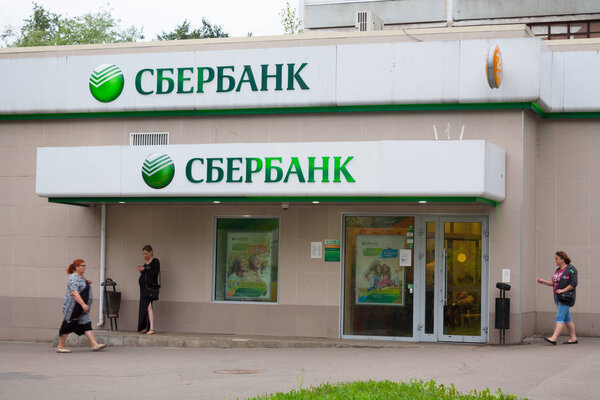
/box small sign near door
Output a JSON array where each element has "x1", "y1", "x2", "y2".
[
  {"x1": 310, "y1": 242, "x2": 322, "y2": 258},
  {"x1": 324, "y1": 239, "x2": 340, "y2": 262},
  {"x1": 399, "y1": 249, "x2": 412, "y2": 266}
]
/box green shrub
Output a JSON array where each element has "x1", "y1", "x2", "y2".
[{"x1": 247, "y1": 379, "x2": 528, "y2": 400}]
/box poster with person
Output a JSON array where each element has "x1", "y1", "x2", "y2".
[
  {"x1": 355, "y1": 235, "x2": 406, "y2": 306},
  {"x1": 225, "y1": 232, "x2": 271, "y2": 300}
]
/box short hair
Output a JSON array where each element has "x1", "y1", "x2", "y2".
[
  {"x1": 142, "y1": 245, "x2": 153, "y2": 252},
  {"x1": 555, "y1": 251, "x2": 571, "y2": 265},
  {"x1": 67, "y1": 259, "x2": 85, "y2": 274}
]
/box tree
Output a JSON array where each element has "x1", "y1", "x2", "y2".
[
  {"x1": 280, "y1": 1, "x2": 302, "y2": 35},
  {"x1": 156, "y1": 18, "x2": 229, "y2": 41},
  {"x1": 1, "y1": 3, "x2": 144, "y2": 47}
]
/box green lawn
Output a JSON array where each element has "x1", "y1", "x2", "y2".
[{"x1": 247, "y1": 380, "x2": 528, "y2": 400}]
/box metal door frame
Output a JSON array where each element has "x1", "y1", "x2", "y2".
[
  {"x1": 341, "y1": 214, "x2": 489, "y2": 343},
  {"x1": 416, "y1": 215, "x2": 489, "y2": 343}
]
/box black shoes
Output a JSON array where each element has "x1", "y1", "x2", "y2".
[
  {"x1": 544, "y1": 337, "x2": 578, "y2": 345},
  {"x1": 544, "y1": 337, "x2": 557, "y2": 345}
]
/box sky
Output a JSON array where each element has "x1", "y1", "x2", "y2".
[{"x1": 0, "y1": 0, "x2": 301, "y2": 40}]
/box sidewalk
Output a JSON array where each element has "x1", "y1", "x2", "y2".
[{"x1": 3, "y1": 335, "x2": 599, "y2": 400}]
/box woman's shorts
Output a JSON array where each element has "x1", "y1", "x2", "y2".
[
  {"x1": 59, "y1": 320, "x2": 92, "y2": 336},
  {"x1": 554, "y1": 296, "x2": 572, "y2": 323}
]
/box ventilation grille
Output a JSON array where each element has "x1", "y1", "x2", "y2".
[
  {"x1": 357, "y1": 11, "x2": 368, "y2": 32},
  {"x1": 130, "y1": 132, "x2": 170, "y2": 146}
]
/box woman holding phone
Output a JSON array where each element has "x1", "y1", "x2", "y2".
[{"x1": 137, "y1": 245, "x2": 160, "y2": 334}]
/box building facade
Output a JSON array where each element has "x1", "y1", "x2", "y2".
[
  {"x1": 301, "y1": 0, "x2": 600, "y2": 39},
  {"x1": 1, "y1": 25, "x2": 599, "y2": 344}
]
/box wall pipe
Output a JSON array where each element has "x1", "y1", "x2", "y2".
[
  {"x1": 446, "y1": 0, "x2": 454, "y2": 27},
  {"x1": 97, "y1": 203, "x2": 106, "y2": 327}
]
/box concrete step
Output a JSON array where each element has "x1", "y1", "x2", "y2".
[{"x1": 52, "y1": 330, "x2": 451, "y2": 349}]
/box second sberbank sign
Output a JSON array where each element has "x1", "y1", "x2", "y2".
[
  {"x1": 185, "y1": 156, "x2": 354, "y2": 184},
  {"x1": 135, "y1": 63, "x2": 309, "y2": 95}
]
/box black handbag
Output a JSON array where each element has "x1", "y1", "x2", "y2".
[
  {"x1": 557, "y1": 291, "x2": 575, "y2": 307},
  {"x1": 144, "y1": 285, "x2": 159, "y2": 301},
  {"x1": 144, "y1": 269, "x2": 161, "y2": 301},
  {"x1": 71, "y1": 281, "x2": 90, "y2": 320}
]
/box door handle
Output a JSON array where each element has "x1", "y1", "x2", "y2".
[{"x1": 442, "y1": 248, "x2": 448, "y2": 306}]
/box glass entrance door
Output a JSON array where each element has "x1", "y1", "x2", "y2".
[{"x1": 418, "y1": 217, "x2": 488, "y2": 343}]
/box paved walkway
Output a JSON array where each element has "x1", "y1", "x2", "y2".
[{"x1": 2, "y1": 335, "x2": 599, "y2": 400}]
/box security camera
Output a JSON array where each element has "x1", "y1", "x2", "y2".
[{"x1": 281, "y1": 202, "x2": 289, "y2": 211}]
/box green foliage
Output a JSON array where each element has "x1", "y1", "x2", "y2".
[
  {"x1": 156, "y1": 18, "x2": 228, "y2": 40},
  {"x1": 247, "y1": 379, "x2": 529, "y2": 400},
  {"x1": 1, "y1": 2, "x2": 144, "y2": 47},
  {"x1": 280, "y1": 1, "x2": 302, "y2": 35}
]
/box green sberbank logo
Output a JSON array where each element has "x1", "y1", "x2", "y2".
[
  {"x1": 142, "y1": 153, "x2": 175, "y2": 189},
  {"x1": 89, "y1": 64, "x2": 124, "y2": 103}
]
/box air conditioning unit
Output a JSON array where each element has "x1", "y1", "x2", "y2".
[{"x1": 355, "y1": 11, "x2": 383, "y2": 32}]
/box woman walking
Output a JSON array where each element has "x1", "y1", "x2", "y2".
[
  {"x1": 56, "y1": 259, "x2": 107, "y2": 353},
  {"x1": 536, "y1": 251, "x2": 578, "y2": 345}
]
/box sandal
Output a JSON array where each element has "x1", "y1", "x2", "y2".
[
  {"x1": 138, "y1": 329, "x2": 147, "y2": 334},
  {"x1": 544, "y1": 337, "x2": 557, "y2": 345},
  {"x1": 91, "y1": 343, "x2": 107, "y2": 352},
  {"x1": 56, "y1": 347, "x2": 71, "y2": 353},
  {"x1": 146, "y1": 329, "x2": 155, "y2": 335}
]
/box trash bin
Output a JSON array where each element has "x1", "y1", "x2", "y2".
[
  {"x1": 101, "y1": 278, "x2": 121, "y2": 331},
  {"x1": 495, "y1": 282, "x2": 511, "y2": 344}
]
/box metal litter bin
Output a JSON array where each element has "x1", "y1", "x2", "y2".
[
  {"x1": 495, "y1": 282, "x2": 511, "y2": 344},
  {"x1": 101, "y1": 278, "x2": 121, "y2": 331}
]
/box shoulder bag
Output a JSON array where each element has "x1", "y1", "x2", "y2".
[
  {"x1": 71, "y1": 281, "x2": 90, "y2": 320},
  {"x1": 144, "y1": 268, "x2": 161, "y2": 301},
  {"x1": 557, "y1": 291, "x2": 575, "y2": 307}
]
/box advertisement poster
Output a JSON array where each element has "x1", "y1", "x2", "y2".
[
  {"x1": 356, "y1": 235, "x2": 406, "y2": 306},
  {"x1": 225, "y1": 232, "x2": 271, "y2": 299}
]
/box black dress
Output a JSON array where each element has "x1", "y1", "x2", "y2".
[{"x1": 137, "y1": 258, "x2": 160, "y2": 332}]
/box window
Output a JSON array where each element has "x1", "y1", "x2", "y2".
[
  {"x1": 528, "y1": 21, "x2": 600, "y2": 40},
  {"x1": 343, "y1": 215, "x2": 415, "y2": 337},
  {"x1": 214, "y1": 217, "x2": 279, "y2": 302}
]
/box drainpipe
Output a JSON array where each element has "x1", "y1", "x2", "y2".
[
  {"x1": 97, "y1": 203, "x2": 106, "y2": 327},
  {"x1": 446, "y1": 0, "x2": 454, "y2": 27}
]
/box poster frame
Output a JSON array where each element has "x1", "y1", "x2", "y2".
[{"x1": 212, "y1": 215, "x2": 280, "y2": 304}]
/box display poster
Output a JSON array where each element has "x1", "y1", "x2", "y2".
[
  {"x1": 225, "y1": 232, "x2": 272, "y2": 299},
  {"x1": 324, "y1": 239, "x2": 341, "y2": 262},
  {"x1": 356, "y1": 235, "x2": 406, "y2": 306}
]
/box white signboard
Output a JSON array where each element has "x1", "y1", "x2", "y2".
[
  {"x1": 36, "y1": 140, "x2": 506, "y2": 201},
  {"x1": 1, "y1": 47, "x2": 337, "y2": 114},
  {"x1": 0, "y1": 38, "x2": 551, "y2": 114}
]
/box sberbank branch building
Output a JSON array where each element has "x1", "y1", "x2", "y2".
[{"x1": 2, "y1": 24, "x2": 600, "y2": 345}]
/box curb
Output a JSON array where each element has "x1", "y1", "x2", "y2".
[{"x1": 51, "y1": 330, "x2": 449, "y2": 349}]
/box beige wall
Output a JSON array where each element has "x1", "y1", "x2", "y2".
[
  {"x1": 521, "y1": 112, "x2": 539, "y2": 339},
  {"x1": 536, "y1": 119, "x2": 600, "y2": 337},
  {"x1": 6, "y1": 109, "x2": 595, "y2": 343}
]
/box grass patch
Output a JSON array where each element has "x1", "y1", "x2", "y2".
[{"x1": 247, "y1": 379, "x2": 528, "y2": 400}]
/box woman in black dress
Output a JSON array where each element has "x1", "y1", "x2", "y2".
[{"x1": 137, "y1": 245, "x2": 160, "y2": 334}]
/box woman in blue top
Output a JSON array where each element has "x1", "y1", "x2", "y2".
[{"x1": 536, "y1": 251, "x2": 578, "y2": 345}]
